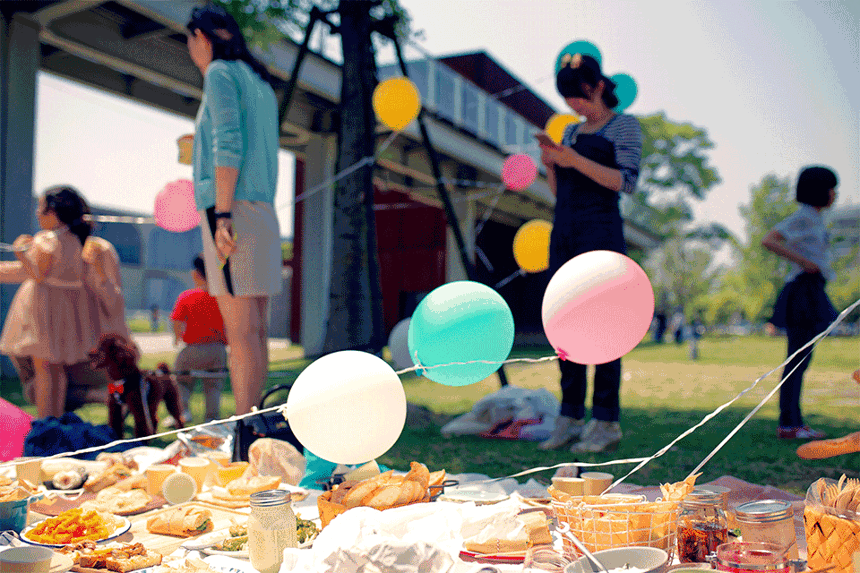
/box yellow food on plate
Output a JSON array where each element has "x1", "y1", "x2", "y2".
[{"x1": 24, "y1": 508, "x2": 120, "y2": 545}]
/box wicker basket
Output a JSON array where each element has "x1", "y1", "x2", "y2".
[
  {"x1": 316, "y1": 489, "x2": 430, "y2": 528},
  {"x1": 550, "y1": 487, "x2": 681, "y2": 560},
  {"x1": 804, "y1": 506, "x2": 860, "y2": 573}
]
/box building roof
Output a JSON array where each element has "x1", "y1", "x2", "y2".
[{"x1": 439, "y1": 50, "x2": 557, "y2": 129}]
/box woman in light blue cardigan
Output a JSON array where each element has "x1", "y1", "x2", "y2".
[{"x1": 186, "y1": 5, "x2": 281, "y2": 415}]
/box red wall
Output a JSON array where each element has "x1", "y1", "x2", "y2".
[{"x1": 375, "y1": 188, "x2": 447, "y2": 334}]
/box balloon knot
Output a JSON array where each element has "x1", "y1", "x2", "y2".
[{"x1": 556, "y1": 348, "x2": 569, "y2": 362}]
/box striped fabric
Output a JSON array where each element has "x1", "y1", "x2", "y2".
[{"x1": 562, "y1": 114, "x2": 642, "y2": 194}]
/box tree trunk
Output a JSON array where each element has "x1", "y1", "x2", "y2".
[{"x1": 322, "y1": 0, "x2": 385, "y2": 354}]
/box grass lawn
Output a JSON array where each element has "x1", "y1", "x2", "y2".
[{"x1": 2, "y1": 334, "x2": 857, "y2": 495}]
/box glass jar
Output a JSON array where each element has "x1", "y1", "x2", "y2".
[
  {"x1": 734, "y1": 500, "x2": 798, "y2": 559},
  {"x1": 248, "y1": 489, "x2": 297, "y2": 573},
  {"x1": 678, "y1": 489, "x2": 730, "y2": 563},
  {"x1": 712, "y1": 541, "x2": 788, "y2": 573}
]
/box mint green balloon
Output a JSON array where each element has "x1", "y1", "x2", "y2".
[
  {"x1": 408, "y1": 281, "x2": 514, "y2": 386},
  {"x1": 611, "y1": 73, "x2": 638, "y2": 112},
  {"x1": 555, "y1": 40, "x2": 602, "y2": 73}
]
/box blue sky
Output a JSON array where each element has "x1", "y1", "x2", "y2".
[{"x1": 34, "y1": 0, "x2": 858, "y2": 241}]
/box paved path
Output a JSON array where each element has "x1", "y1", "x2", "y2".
[{"x1": 130, "y1": 333, "x2": 291, "y2": 356}]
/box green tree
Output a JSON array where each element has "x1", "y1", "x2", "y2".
[
  {"x1": 713, "y1": 174, "x2": 796, "y2": 324},
  {"x1": 634, "y1": 113, "x2": 727, "y2": 318},
  {"x1": 215, "y1": 0, "x2": 411, "y2": 354}
]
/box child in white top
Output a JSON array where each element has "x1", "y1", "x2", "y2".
[{"x1": 762, "y1": 166, "x2": 838, "y2": 440}]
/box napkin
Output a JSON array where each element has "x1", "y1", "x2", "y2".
[{"x1": 463, "y1": 510, "x2": 551, "y2": 554}]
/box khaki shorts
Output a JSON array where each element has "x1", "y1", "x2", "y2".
[
  {"x1": 201, "y1": 201, "x2": 282, "y2": 297},
  {"x1": 174, "y1": 343, "x2": 228, "y2": 388}
]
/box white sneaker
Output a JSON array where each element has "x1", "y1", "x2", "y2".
[
  {"x1": 538, "y1": 416, "x2": 585, "y2": 450},
  {"x1": 570, "y1": 420, "x2": 622, "y2": 453}
]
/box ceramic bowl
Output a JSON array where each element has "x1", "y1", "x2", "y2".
[{"x1": 563, "y1": 546, "x2": 670, "y2": 573}]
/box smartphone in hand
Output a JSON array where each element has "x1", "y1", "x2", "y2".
[{"x1": 534, "y1": 132, "x2": 561, "y2": 149}]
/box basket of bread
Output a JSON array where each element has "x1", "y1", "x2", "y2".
[
  {"x1": 317, "y1": 461, "x2": 446, "y2": 528},
  {"x1": 551, "y1": 474, "x2": 697, "y2": 560},
  {"x1": 804, "y1": 474, "x2": 860, "y2": 573}
]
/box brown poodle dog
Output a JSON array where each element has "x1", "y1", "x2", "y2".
[{"x1": 89, "y1": 333, "x2": 185, "y2": 438}]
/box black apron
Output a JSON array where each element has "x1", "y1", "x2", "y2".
[{"x1": 549, "y1": 128, "x2": 626, "y2": 275}]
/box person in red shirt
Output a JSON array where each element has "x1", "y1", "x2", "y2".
[{"x1": 169, "y1": 255, "x2": 228, "y2": 424}]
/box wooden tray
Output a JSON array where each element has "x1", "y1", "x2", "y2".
[
  {"x1": 122, "y1": 501, "x2": 249, "y2": 557},
  {"x1": 30, "y1": 492, "x2": 168, "y2": 516}
]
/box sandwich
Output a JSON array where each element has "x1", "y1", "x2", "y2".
[
  {"x1": 84, "y1": 463, "x2": 135, "y2": 493},
  {"x1": 207, "y1": 475, "x2": 281, "y2": 507},
  {"x1": 146, "y1": 506, "x2": 213, "y2": 538}
]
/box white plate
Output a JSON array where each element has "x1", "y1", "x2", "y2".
[
  {"x1": 198, "y1": 534, "x2": 316, "y2": 559},
  {"x1": 437, "y1": 489, "x2": 509, "y2": 505},
  {"x1": 20, "y1": 516, "x2": 131, "y2": 548}
]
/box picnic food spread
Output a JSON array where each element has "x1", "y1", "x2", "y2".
[{"x1": 4, "y1": 446, "x2": 858, "y2": 573}]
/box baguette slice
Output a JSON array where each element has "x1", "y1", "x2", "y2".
[
  {"x1": 105, "y1": 550, "x2": 162, "y2": 572},
  {"x1": 225, "y1": 475, "x2": 281, "y2": 497}
]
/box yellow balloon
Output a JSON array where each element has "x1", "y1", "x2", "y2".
[
  {"x1": 373, "y1": 77, "x2": 421, "y2": 131},
  {"x1": 544, "y1": 113, "x2": 581, "y2": 144},
  {"x1": 513, "y1": 220, "x2": 553, "y2": 273}
]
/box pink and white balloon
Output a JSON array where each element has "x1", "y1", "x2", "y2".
[
  {"x1": 153, "y1": 179, "x2": 200, "y2": 232},
  {"x1": 542, "y1": 251, "x2": 654, "y2": 365},
  {"x1": 502, "y1": 154, "x2": 538, "y2": 191}
]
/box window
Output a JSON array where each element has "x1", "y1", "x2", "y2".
[
  {"x1": 435, "y1": 66, "x2": 457, "y2": 122},
  {"x1": 461, "y1": 83, "x2": 479, "y2": 134},
  {"x1": 147, "y1": 227, "x2": 202, "y2": 270},
  {"x1": 96, "y1": 222, "x2": 142, "y2": 265},
  {"x1": 484, "y1": 100, "x2": 500, "y2": 144}
]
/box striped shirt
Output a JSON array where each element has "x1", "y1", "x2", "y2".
[{"x1": 562, "y1": 114, "x2": 642, "y2": 194}]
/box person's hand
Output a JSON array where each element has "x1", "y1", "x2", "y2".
[
  {"x1": 215, "y1": 218, "x2": 237, "y2": 263},
  {"x1": 540, "y1": 144, "x2": 580, "y2": 169},
  {"x1": 13, "y1": 234, "x2": 33, "y2": 251},
  {"x1": 540, "y1": 147, "x2": 556, "y2": 168}
]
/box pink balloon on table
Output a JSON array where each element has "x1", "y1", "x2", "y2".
[
  {"x1": 542, "y1": 250, "x2": 654, "y2": 365},
  {"x1": 0, "y1": 398, "x2": 32, "y2": 461},
  {"x1": 502, "y1": 154, "x2": 538, "y2": 191},
  {"x1": 154, "y1": 179, "x2": 200, "y2": 232}
]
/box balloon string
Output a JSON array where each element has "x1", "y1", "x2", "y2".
[
  {"x1": 395, "y1": 354, "x2": 558, "y2": 376},
  {"x1": 605, "y1": 296, "x2": 860, "y2": 493},
  {"x1": 494, "y1": 268, "x2": 525, "y2": 289},
  {"x1": 475, "y1": 245, "x2": 494, "y2": 273},
  {"x1": 473, "y1": 184, "x2": 506, "y2": 238}
]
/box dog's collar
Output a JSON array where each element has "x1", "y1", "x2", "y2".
[{"x1": 108, "y1": 381, "x2": 124, "y2": 396}]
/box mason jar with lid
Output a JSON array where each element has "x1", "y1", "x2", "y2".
[
  {"x1": 248, "y1": 489, "x2": 297, "y2": 573},
  {"x1": 734, "y1": 500, "x2": 798, "y2": 559},
  {"x1": 678, "y1": 489, "x2": 730, "y2": 563}
]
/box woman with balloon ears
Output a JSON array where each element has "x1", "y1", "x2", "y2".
[
  {"x1": 186, "y1": 5, "x2": 282, "y2": 415},
  {"x1": 537, "y1": 52, "x2": 643, "y2": 453}
]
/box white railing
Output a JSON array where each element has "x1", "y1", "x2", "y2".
[{"x1": 379, "y1": 60, "x2": 542, "y2": 165}]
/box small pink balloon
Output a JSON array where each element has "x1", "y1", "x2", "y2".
[
  {"x1": 154, "y1": 179, "x2": 200, "y2": 232},
  {"x1": 502, "y1": 154, "x2": 538, "y2": 191},
  {"x1": 542, "y1": 250, "x2": 654, "y2": 365}
]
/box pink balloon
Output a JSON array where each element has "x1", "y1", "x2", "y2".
[
  {"x1": 502, "y1": 154, "x2": 538, "y2": 191},
  {"x1": 154, "y1": 179, "x2": 200, "y2": 232},
  {"x1": 542, "y1": 250, "x2": 654, "y2": 365}
]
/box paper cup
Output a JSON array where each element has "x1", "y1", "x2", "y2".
[
  {"x1": 14, "y1": 457, "x2": 42, "y2": 486},
  {"x1": 0, "y1": 546, "x2": 54, "y2": 573},
  {"x1": 178, "y1": 457, "x2": 212, "y2": 493},
  {"x1": 205, "y1": 451, "x2": 231, "y2": 467},
  {"x1": 146, "y1": 464, "x2": 176, "y2": 496},
  {"x1": 552, "y1": 476, "x2": 585, "y2": 496},
  {"x1": 581, "y1": 471, "x2": 614, "y2": 495},
  {"x1": 177, "y1": 134, "x2": 194, "y2": 165},
  {"x1": 162, "y1": 471, "x2": 197, "y2": 505}
]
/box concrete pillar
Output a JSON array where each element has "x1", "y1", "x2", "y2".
[
  {"x1": 299, "y1": 134, "x2": 336, "y2": 356},
  {"x1": 0, "y1": 14, "x2": 39, "y2": 377},
  {"x1": 446, "y1": 189, "x2": 475, "y2": 282}
]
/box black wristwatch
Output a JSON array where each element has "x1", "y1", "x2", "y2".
[{"x1": 214, "y1": 211, "x2": 232, "y2": 220}]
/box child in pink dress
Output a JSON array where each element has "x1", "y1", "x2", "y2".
[{"x1": 0, "y1": 186, "x2": 98, "y2": 418}]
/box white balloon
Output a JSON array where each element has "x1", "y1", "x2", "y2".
[
  {"x1": 285, "y1": 350, "x2": 407, "y2": 465},
  {"x1": 387, "y1": 318, "x2": 413, "y2": 371}
]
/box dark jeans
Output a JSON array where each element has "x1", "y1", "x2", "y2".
[
  {"x1": 779, "y1": 323, "x2": 820, "y2": 428},
  {"x1": 550, "y1": 213, "x2": 625, "y2": 423},
  {"x1": 559, "y1": 359, "x2": 621, "y2": 422}
]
